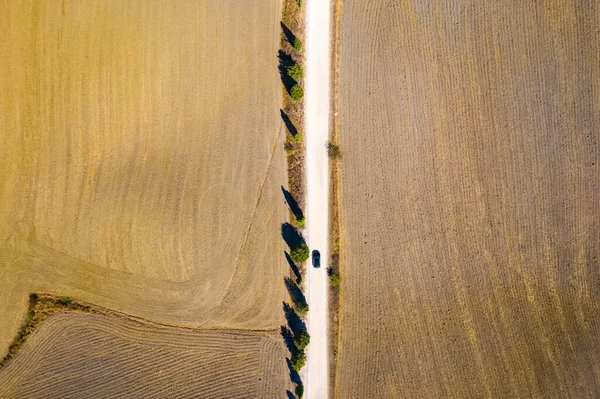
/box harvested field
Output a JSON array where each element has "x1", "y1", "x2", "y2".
[
  {"x1": 0, "y1": 312, "x2": 288, "y2": 399},
  {"x1": 0, "y1": 0, "x2": 286, "y2": 356},
  {"x1": 336, "y1": 1, "x2": 600, "y2": 398}
]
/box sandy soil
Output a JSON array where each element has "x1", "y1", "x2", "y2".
[
  {"x1": 0, "y1": 312, "x2": 288, "y2": 399},
  {"x1": 0, "y1": 0, "x2": 286, "y2": 357},
  {"x1": 336, "y1": 1, "x2": 600, "y2": 397}
]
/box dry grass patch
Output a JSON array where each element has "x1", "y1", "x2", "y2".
[{"x1": 337, "y1": 1, "x2": 600, "y2": 398}]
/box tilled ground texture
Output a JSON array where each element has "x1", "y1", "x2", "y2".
[
  {"x1": 337, "y1": 1, "x2": 600, "y2": 398},
  {"x1": 0, "y1": 312, "x2": 287, "y2": 399},
  {"x1": 0, "y1": 0, "x2": 286, "y2": 350}
]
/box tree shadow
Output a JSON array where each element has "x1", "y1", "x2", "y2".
[
  {"x1": 283, "y1": 302, "x2": 306, "y2": 333},
  {"x1": 286, "y1": 389, "x2": 296, "y2": 399},
  {"x1": 285, "y1": 252, "x2": 302, "y2": 284},
  {"x1": 285, "y1": 277, "x2": 307, "y2": 308},
  {"x1": 286, "y1": 358, "x2": 303, "y2": 386},
  {"x1": 278, "y1": 50, "x2": 297, "y2": 93},
  {"x1": 280, "y1": 21, "x2": 297, "y2": 47},
  {"x1": 280, "y1": 110, "x2": 298, "y2": 137},
  {"x1": 281, "y1": 222, "x2": 305, "y2": 249},
  {"x1": 281, "y1": 186, "x2": 303, "y2": 220},
  {"x1": 280, "y1": 325, "x2": 295, "y2": 353}
]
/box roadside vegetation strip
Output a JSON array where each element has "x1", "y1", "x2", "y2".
[
  {"x1": 0, "y1": 293, "x2": 109, "y2": 368},
  {"x1": 329, "y1": 0, "x2": 344, "y2": 397},
  {"x1": 280, "y1": 1, "x2": 308, "y2": 398},
  {"x1": 280, "y1": 0, "x2": 307, "y2": 231}
]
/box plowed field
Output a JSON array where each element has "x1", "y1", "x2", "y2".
[
  {"x1": 0, "y1": 0, "x2": 286, "y2": 352},
  {"x1": 0, "y1": 312, "x2": 287, "y2": 399},
  {"x1": 336, "y1": 1, "x2": 600, "y2": 397}
]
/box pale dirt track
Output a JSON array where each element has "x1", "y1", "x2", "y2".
[
  {"x1": 0, "y1": 0, "x2": 286, "y2": 356},
  {"x1": 337, "y1": 1, "x2": 600, "y2": 398},
  {"x1": 0, "y1": 312, "x2": 288, "y2": 399},
  {"x1": 304, "y1": 0, "x2": 331, "y2": 397}
]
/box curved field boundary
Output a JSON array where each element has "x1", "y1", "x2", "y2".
[{"x1": 0, "y1": 0, "x2": 288, "y2": 356}]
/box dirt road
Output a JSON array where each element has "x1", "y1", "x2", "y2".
[{"x1": 304, "y1": 0, "x2": 331, "y2": 398}]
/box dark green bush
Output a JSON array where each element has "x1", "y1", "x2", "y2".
[
  {"x1": 326, "y1": 141, "x2": 342, "y2": 159},
  {"x1": 295, "y1": 384, "x2": 304, "y2": 398},
  {"x1": 294, "y1": 330, "x2": 310, "y2": 350},
  {"x1": 290, "y1": 242, "x2": 309, "y2": 263},
  {"x1": 328, "y1": 268, "x2": 341, "y2": 291}
]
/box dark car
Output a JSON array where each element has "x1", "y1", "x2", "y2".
[{"x1": 312, "y1": 250, "x2": 321, "y2": 268}]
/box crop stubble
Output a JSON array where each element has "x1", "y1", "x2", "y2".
[
  {"x1": 0, "y1": 312, "x2": 286, "y2": 399},
  {"x1": 0, "y1": 0, "x2": 289, "y2": 396},
  {"x1": 337, "y1": 1, "x2": 600, "y2": 398}
]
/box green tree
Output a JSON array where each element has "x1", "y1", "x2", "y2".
[
  {"x1": 287, "y1": 63, "x2": 303, "y2": 81},
  {"x1": 290, "y1": 84, "x2": 304, "y2": 101},
  {"x1": 290, "y1": 242, "x2": 309, "y2": 263},
  {"x1": 294, "y1": 38, "x2": 303, "y2": 52},
  {"x1": 294, "y1": 330, "x2": 310, "y2": 350},
  {"x1": 291, "y1": 350, "x2": 306, "y2": 371}
]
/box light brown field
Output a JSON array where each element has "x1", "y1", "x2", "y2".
[
  {"x1": 0, "y1": 0, "x2": 290, "y2": 395},
  {"x1": 0, "y1": 0, "x2": 286, "y2": 349},
  {"x1": 0, "y1": 312, "x2": 287, "y2": 399},
  {"x1": 336, "y1": 1, "x2": 600, "y2": 398}
]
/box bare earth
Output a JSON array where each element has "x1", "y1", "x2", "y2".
[
  {"x1": 0, "y1": 0, "x2": 288, "y2": 396},
  {"x1": 0, "y1": 312, "x2": 287, "y2": 399},
  {"x1": 337, "y1": 1, "x2": 600, "y2": 398}
]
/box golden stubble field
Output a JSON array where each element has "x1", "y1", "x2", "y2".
[
  {"x1": 0, "y1": 312, "x2": 286, "y2": 399},
  {"x1": 0, "y1": 0, "x2": 289, "y2": 395},
  {"x1": 337, "y1": 1, "x2": 600, "y2": 397}
]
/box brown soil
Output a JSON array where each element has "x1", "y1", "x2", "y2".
[{"x1": 336, "y1": 1, "x2": 600, "y2": 398}]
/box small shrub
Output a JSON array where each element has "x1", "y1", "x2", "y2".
[
  {"x1": 287, "y1": 63, "x2": 303, "y2": 81},
  {"x1": 289, "y1": 242, "x2": 309, "y2": 263},
  {"x1": 294, "y1": 38, "x2": 303, "y2": 52},
  {"x1": 294, "y1": 329, "x2": 310, "y2": 350},
  {"x1": 291, "y1": 350, "x2": 306, "y2": 371},
  {"x1": 295, "y1": 301, "x2": 309, "y2": 316},
  {"x1": 295, "y1": 215, "x2": 305, "y2": 227},
  {"x1": 295, "y1": 384, "x2": 304, "y2": 399},
  {"x1": 328, "y1": 268, "x2": 341, "y2": 291},
  {"x1": 290, "y1": 84, "x2": 304, "y2": 101},
  {"x1": 58, "y1": 296, "x2": 72, "y2": 306},
  {"x1": 293, "y1": 133, "x2": 302, "y2": 142},
  {"x1": 296, "y1": 0, "x2": 302, "y2": 8},
  {"x1": 27, "y1": 311, "x2": 35, "y2": 320},
  {"x1": 284, "y1": 141, "x2": 295, "y2": 156},
  {"x1": 326, "y1": 141, "x2": 342, "y2": 159}
]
